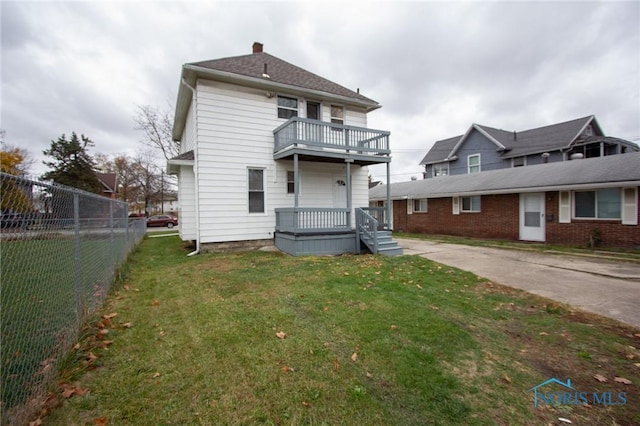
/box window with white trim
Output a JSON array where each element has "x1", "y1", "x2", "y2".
[
  {"x1": 461, "y1": 196, "x2": 481, "y2": 212},
  {"x1": 277, "y1": 95, "x2": 298, "y2": 119},
  {"x1": 413, "y1": 199, "x2": 428, "y2": 212},
  {"x1": 433, "y1": 163, "x2": 449, "y2": 177},
  {"x1": 512, "y1": 157, "x2": 526, "y2": 167},
  {"x1": 286, "y1": 171, "x2": 295, "y2": 194},
  {"x1": 574, "y1": 188, "x2": 621, "y2": 219},
  {"x1": 330, "y1": 105, "x2": 344, "y2": 126},
  {"x1": 248, "y1": 168, "x2": 265, "y2": 213},
  {"x1": 468, "y1": 154, "x2": 481, "y2": 174}
]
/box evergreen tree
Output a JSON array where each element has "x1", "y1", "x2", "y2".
[{"x1": 42, "y1": 132, "x2": 102, "y2": 193}]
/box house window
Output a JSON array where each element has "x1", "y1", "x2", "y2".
[
  {"x1": 277, "y1": 96, "x2": 298, "y2": 119},
  {"x1": 330, "y1": 105, "x2": 344, "y2": 126},
  {"x1": 287, "y1": 171, "x2": 295, "y2": 194},
  {"x1": 461, "y1": 196, "x2": 481, "y2": 212},
  {"x1": 468, "y1": 154, "x2": 481, "y2": 174},
  {"x1": 433, "y1": 163, "x2": 449, "y2": 177},
  {"x1": 413, "y1": 199, "x2": 428, "y2": 212},
  {"x1": 512, "y1": 157, "x2": 526, "y2": 167},
  {"x1": 574, "y1": 188, "x2": 621, "y2": 219},
  {"x1": 248, "y1": 168, "x2": 265, "y2": 213}
]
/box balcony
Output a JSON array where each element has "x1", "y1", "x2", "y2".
[{"x1": 273, "y1": 117, "x2": 391, "y2": 165}]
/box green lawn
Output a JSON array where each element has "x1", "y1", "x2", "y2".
[{"x1": 44, "y1": 236, "x2": 640, "y2": 425}]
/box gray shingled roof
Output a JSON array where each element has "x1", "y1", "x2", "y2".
[
  {"x1": 372, "y1": 152, "x2": 640, "y2": 200},
  {"x1": 190, "y1": 52, "x2": 378, "y2": 106},
  {"x1": 420, "y1": 116, "x2": 605, "y2": 165}
]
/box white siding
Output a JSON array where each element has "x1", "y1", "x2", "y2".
[
  {"x1": 181, "y1": 102, "x2": 197, "y2": 153},
  {"x1": 193, "y1": 79, "x2": 374, "y2": 243}
]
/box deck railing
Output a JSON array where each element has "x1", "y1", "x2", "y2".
[
  {"x1": 274, "y1": 117, "x2": 390, "y2": 156},
  {"x1": 360, "y1": 207, "x2": 388, "y2": 230},
  {"x1": 355, "y1": 208, "x2": 379, "y2": 254},
  {"x1": 275, "y1": 207, "x2": 351, "y2": 234}
]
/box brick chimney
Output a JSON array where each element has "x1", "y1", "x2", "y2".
[{"x1": 252, "y1": 42, "x2": 263, "y2": 54}]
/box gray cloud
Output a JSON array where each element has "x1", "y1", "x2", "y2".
[{"x1": 1, "y1": 1, "x2": 638, "y2": 182}]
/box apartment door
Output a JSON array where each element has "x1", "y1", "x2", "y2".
[
  {"x1": 306, "y1": 101, "x2": 322, "y2": 143},
  {"x1": 519, "y1": 193, "x2": 545, "y2": 241}
]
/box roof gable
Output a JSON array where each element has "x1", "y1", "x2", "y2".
[
  {"x1": 420, "y1": 115, "x2": 606, "y2": 164},
  {"x1": 190, "y1": 52, "x2": 376, "y2": 105}
]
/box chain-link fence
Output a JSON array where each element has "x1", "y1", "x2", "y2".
[{"x1": 0, "y1": 172, "x2": 146, "y2": 424}]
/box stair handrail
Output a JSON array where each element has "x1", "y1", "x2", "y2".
[{"x1": 355, "y1": 208, "x2": 379, "y2": 254}]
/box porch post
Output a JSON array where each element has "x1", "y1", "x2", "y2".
[
  {"x1": 346, "y1": 159, "x2": 352, "y2": 227},
  {"x1": 386, "y1": 161, "x2": 391, "y2": 230},
  {"x1": 294, "y1": 153, "x2": 299, "y2": 208}
]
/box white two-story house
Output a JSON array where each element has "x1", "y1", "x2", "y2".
[{"x1": 168, "y1": 43, "x2": 401, "y2": 256}]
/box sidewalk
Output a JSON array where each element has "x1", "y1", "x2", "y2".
[{"x1": 396, "y1": 238, "x2": 640, "y2": 328}]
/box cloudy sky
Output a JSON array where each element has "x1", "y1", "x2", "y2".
[{"x1": 2, "y1": 1, "x2": 639, "y2": 183}]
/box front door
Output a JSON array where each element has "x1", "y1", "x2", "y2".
[
  {"x1": 333, "y1": 176, "x2": 347, "y2": 208},
  {"x1": 519, "y1": 193, "x2": 545, "y2": 241}
]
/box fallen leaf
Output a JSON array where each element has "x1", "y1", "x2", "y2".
[
  {"x1": 87, "y1": 352, "x2": 99, "y2": 363},
  {"x1": 98, "y1": 329, "x2": 109, "y2": 336},
  {"x1": 301, "y1": 401, "x2": 310, "y2": 407},
  {"x1": 626, "y1": 353, "x2": 636, "y2": 360},
  {"x1": 634, "y1": 363, "x2": 640, "y2": 368},
  {"x1": 159, "y1": 330, "x2": 166, "y2": 337},
  {"x1": 123, "y1": 284, "x2": 130, "y2": 291},
  {"x1": 276, "y1": 331, "x2": 286, "y2": 339},
  {"x1": 558, "y1": 418, "x2": 572, "y2": 424},
  {"x1": 416, "y1": 284, "x2": 423, "y2": 289},
  {"x1": 351, "y1": 352, "x2": 358, "y2": 362},
  {"x1": 100, "y1": 340, "x2": 114, "y2": 349},
  {"x1": 343, "y1": 272, "x2": 350, "y2": 276},
  {"x1": 61, "y1": 384, "x2": 88, "y2": 398},
  {"x1": 102, "y1": 313, "x2": 118, "y2": 320},
  {"x1": 539, "y1": 332, "x2": 549, "y2": 336},
  {"x1": 593, "y1": 374, "x2": 607, "y2": 382},
  {"x1": 323, "y1": 307, "x2": 329, "y2": 311},
  {"x1": 73, "y1": 343, "x2": 81, "y2": 350},
  {"x1": 390, "y1": 325, "x2": 397, "y2": 330},
  {"x1": 94, "y1": 416, "x2": 108, "y2": 426},
  {"x1": 430, "y1": 305, "x2": 439, "y2": 310},
  {"x1": 153, "y1": 372, "x2": 161, "y2": 378},
  {"x1": 503, "y1": 375, "x2": 512, "y2": 384},
  {"x1": 333, "y1": 358, "x2": 340, "y2": 370},
  {"x1": 366, "y1": 371, "x2": 373, "y2": 378},
  {"x1": 29, "y1": 420, "x2": 43, "y2": 426},
  {"x1": 634, "y1": 333, "x2": 640, "y2": 338},
  {"x1": 152, "y1": 299, "x2": 160, "y2": 307},
  {"x1": 121, "y1": 322, "x2": 132, "y2": 328},
  {"x1": 614, "y1": 377, "x2": 632, "y2": 385},
  {"x1": 281, "y1": 365, "x2": 292, "y2": 373}
]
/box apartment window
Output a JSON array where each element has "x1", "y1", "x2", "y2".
[
  {"x1": 433, "y1": 163, "x2": 449, "y2": 177},
  {"x1": 330, "y1": 105, "x2": 344, "y2": 126},
  {"x1": 277, "y1": 96, "x2": 298, "y2": 119},
  {"x1": 461, "y1": 196, "x2": 481, "y2": 212},
  {"x1": 287, "y1": 171, "x2": 295, "y2": 194},
  {"x1": 413, "y1": 199, "x2": 428, "y2": 212},
  {"x1": 468, "y1": 154, "x2": 481, "y2": 174},
  {"x1": 574, "y1": 188, "x2": 621, "y2": 219},
  {"x1": 248, "y1": 168, "x2": 265, "y2": 213},
  {"x1": 512, "y1": 157, "x2": 526, "y2": 167}
]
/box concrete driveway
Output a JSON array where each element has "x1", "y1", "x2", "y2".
[{"x1": 395, "y1": 238, "x2": 640, "y2": 329}]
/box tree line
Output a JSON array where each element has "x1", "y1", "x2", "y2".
[{"x1": 0, "y1": 105, "x2": 177, "y2": 216}]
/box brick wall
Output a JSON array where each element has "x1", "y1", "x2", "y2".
[{"x1": 393, "y1": 189, "x2": 640, "y2": 248}]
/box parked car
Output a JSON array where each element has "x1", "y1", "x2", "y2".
[
  {"x1": 0, "y1": 213, "x2": 33, "y2": 229},
  {"x1": 146, "y1": 214, "x2": 178, "y2": 228}
]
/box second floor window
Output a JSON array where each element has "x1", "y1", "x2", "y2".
[
  {"x1": 330, "y1": 105, "x2": 344, "y2": 126},
  {"x1": 277, "y1": 96, "x2": 298, "y2": 119},
  {"x1": 434, "y1": 163, "x2": 449, "y2": 177},
  {"x1": 468, "y1": 154, "x2": 481, "y2": 174}
]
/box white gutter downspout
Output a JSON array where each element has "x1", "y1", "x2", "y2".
[{"x1": 181, "y1": 77, "x2": 200, "y2": 257}]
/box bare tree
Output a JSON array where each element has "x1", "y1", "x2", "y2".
[{"x1": 133, "y1": 104, "x2": 178, "y2": 161}]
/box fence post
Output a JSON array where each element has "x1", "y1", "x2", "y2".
[{"x1": 73, "y1": 192, "x2": 83, "y2": 321}]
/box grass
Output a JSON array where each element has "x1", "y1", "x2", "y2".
[{"x1": 43, "y1": 236, "x2": 640, "y2": 425}]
